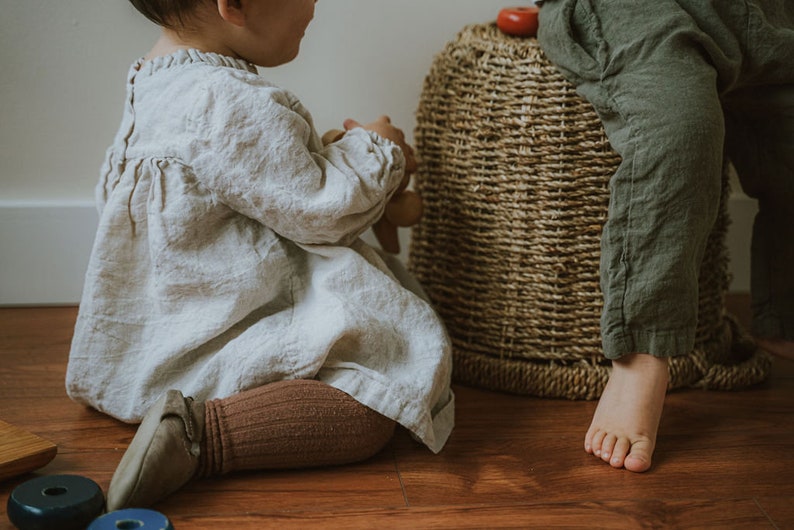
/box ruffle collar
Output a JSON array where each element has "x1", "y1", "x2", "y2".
[{"x1": 130, "y1": 49, "x2": 257, "y2": 81}]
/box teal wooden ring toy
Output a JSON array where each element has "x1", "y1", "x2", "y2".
[
  {"x1": 88, "y1": 508, "x2": 175, "y2": 530},
  {"x1": 7, "y1": 474, "x2": 105, "y2": 530}
]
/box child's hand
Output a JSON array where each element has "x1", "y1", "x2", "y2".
[{"x1": 343, "y1": 116, "x2": 418, "y2": 176}]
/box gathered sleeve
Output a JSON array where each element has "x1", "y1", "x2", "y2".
[{"x1": 185, "y1": 73, "x2": 406, "y2": 246}]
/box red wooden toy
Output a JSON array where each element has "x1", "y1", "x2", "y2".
[{"x1": 497, "y1": 6, "x2": 540, "y2": 37}]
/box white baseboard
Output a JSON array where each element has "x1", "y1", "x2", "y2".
[{"x1": 0, "y1": 196, "x2": 757, "y2": 306}]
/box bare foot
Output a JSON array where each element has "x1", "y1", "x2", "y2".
[
  {"x1": 756, "y1": 338, "x2": 794, "y2": 361},
  {"x1": 585, "y1": 353, "x2": 669, "y2": 472}
]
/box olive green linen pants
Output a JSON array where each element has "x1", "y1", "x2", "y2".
[{"x1": 537, "y1": 0, "x2": 794, "y2": 359}]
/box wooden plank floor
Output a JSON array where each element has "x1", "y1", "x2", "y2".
[{"x1": 1, "y1": 296, "x2": 791, "y2": 529}]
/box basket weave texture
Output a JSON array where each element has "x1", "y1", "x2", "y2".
[{"x1": 409, "y1": 23, "x2": 771, "y2": 399}]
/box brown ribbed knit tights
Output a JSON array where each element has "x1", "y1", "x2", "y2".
[{"x1": 196, "y1": 379, "x2": 395, "y2": 477}]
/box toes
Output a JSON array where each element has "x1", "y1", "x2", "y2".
[
  {"x1": 624, "y1": 454, "x2": 652, "y2": 473},
  {"x1": 624, "y1": 440, "x2": 654, "y2": 473},
  {"x1": 610, "y1": 437, "x2": 631, "y2": 468},
  {"x1": 584, "y1": 429, "x2": 651, "y2": 471},
  {"x1": 600, "y1": 434, "x2": 617, "y2": 463},
  {"x1": 590, "y1": 429, "x2": 607, "y2": 457}
]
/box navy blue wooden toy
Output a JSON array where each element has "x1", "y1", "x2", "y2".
[
  {"x1": 6, "y1": 474, "x2": 104, "y2": 530},
  {"x1": 88, "y1": 508, "x2": 175, "y2": 530}
]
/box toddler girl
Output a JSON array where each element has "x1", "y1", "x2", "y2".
[{"x1": 66, "y1": 0, "x2": 454, "y2": 509}]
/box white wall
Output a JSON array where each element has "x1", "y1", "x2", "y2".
[
  {"x1": 0, "y1": 0, "x2": 756, "y2": 304},
  {"x1": 0, "y1": 0, "x2": 511, "y2": 201}
]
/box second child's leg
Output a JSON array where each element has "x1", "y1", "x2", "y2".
[
  {"x1": 538, "y1": 0, "x2": 734, "y2": 471},
  {"x1": 726, "y1": 83, "x2": 794, "y2": 363}
]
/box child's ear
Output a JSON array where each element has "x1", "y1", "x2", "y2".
[{"x1": 217, "y1": 0, "x2": 245, "y2": 27}]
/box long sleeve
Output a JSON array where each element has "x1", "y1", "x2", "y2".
[{"x1": 187, "y1": 77, "x2": 406, "y2": 246}]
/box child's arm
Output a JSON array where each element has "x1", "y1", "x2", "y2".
[
  {"x1": 187, "y1": 84, "x2": 406, "y2": 247},
  {"x1": 323, "y1": 117, "x2": 423, "y2": 253}
]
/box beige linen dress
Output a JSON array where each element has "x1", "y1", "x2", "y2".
[{"x1": 66, "y1": 50, "x2": 454, "y2": 453}]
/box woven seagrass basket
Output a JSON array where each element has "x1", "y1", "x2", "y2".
[{"x1": 409, "y1": 23, "x2": 771, "y2": 399}]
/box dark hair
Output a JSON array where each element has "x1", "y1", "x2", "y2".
[{"x1": 128, "y1": 0, "x2": 210, "y2": 28}]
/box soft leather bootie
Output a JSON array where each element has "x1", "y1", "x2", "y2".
[{"x1": 106, "y1": 389, "x2": 205, "y2": 510}]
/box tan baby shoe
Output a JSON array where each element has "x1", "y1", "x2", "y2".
[{"x1": 106, "y1": 389, "x2": 205, "y2": 510}]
